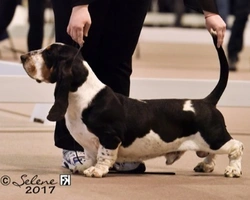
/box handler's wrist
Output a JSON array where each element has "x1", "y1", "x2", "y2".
[{"x1": 203, "y1": 11, "x2": 217, "y2": 19}]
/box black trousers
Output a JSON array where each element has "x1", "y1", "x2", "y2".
[
  {"x1": 27, "y1": 0, "x2": 45, "y2": 51},
  {"x1": 0, "y1": 0, "x2": 45, "y2": 51},
  {"x1": 0, "y1": 0, "x2": 19, "y2": 37},
  {"x1": 51, "y1": 0, "x2": 151, "y2": 150},
  {"x1": 227, "y1": 0, "x2": 250, "y2": 60}
]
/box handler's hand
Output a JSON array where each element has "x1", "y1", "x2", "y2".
[
  {"x1": 67, "y1": 5, "x2": 91, "y2": 46},
  {"x1": 203, "y1": 11, "x2": 226, "y2": 48}
]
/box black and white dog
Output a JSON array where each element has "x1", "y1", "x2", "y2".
[{"x1": 20, "y1": 34, "x2": 243, "y2": 178}]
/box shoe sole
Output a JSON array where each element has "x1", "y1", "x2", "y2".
[
  {"x1": 110, "y1": 163, "x2": 146, "y2": 174},
  {"x1": 63, "y1": 159, "x2": 146, "y2": 174}
]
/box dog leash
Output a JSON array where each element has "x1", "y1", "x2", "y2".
[{"x1": 73, "y1": 44, "x2": 83, "y2": 60}]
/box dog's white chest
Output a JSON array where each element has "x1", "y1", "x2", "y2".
[
  {"x1": 65, "y1": 107, "x2": 99, "y2": 157},
  {"x1": 63, "y1": 69, "x2": 106, "y2": 158}
]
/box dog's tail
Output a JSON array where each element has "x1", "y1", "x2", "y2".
[{"x1": 204, "y1": 32, "x2": 229, "y2": 105}]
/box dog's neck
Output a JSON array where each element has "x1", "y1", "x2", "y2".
[{"x1": 68, "y1": 61, "x2": 106, "y2": 111}]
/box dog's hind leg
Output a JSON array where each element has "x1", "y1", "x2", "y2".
[
  {"x1": 223, "y1": 139, "x2": 244, "y2": 178},
  {"x1": 165, "y1": 151, "x2": 185, "y2": 165},
  {"x1": 194, "y1": 153, "x2": 216, "y2": 173},
  {"x1": 84, "y1": 144, "x2": 121, "y2": 178},
  {"x1": 194, "y1": 139, "x2": 244, "y2": 177}
]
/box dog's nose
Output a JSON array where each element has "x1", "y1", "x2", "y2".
[{"x1": 20, "y1": 54, "x2": 28, "y2": 63}]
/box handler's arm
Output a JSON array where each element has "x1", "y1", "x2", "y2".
[
  {"x1": 184, "y1": 0, "x2": 226, "y2": 47},
  {"x1": 67, "y1": 0, "x2": 96, "y2": 46}
]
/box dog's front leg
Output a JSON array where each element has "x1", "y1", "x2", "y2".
[
  {"x1": 74, "y1": 149, "x2": 96, "y2": 174},
  {"x1": 84, "y1": 144, "x2": 121, "y2": 178}
]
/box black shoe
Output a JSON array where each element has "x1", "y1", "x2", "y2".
[
  {"x1": 228, "y1": 58, "x2": 238, "y2": 71},
  {"x1": 110, "y1": 162, "x2": 146, "y2": 174}
]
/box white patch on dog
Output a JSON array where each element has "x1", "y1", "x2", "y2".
[
  {"x1": 33, "y1": 54, "x2": 46, "y2": 80},
  {"x1": 23, "y1": 49, "x2": 45, "y2": 80},
  {"x1": 116, "y1": 131, "x2": 209, "y2": 162},
  {"x1": 183, "y1": 100, "x2": 195, "y2": 113},
  {"x1": 177, "y1": 133, "x2": 210, "y2": 151},
  {"x1": 68, "y1": 61, "x2": 105, "y2": 110}
]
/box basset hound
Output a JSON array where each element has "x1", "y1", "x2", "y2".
[{"x1": 20, "y1": 34, "x2": 243, "y2": 178}]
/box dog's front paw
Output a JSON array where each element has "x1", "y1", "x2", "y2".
[
  {"x1": 84, "y1": 165, "x2": 109, "y2": 178},
  {"x1": 194, "y1": 162, "x2": 214, "y2": 173},
  {"x1": 72, "y1": 159, "x2": 94, "y2": 174},
  {"x1": 224, "y1": 166, "x2": 242, "y2": 178}
]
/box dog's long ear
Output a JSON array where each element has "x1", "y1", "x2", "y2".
[{"x1": 47, "y1": 59, "x2": 72, "y2": 121}]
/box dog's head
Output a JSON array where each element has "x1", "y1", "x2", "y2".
[{"x1": 20, "y1": 43, "x2": 88, "y2": 121}]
